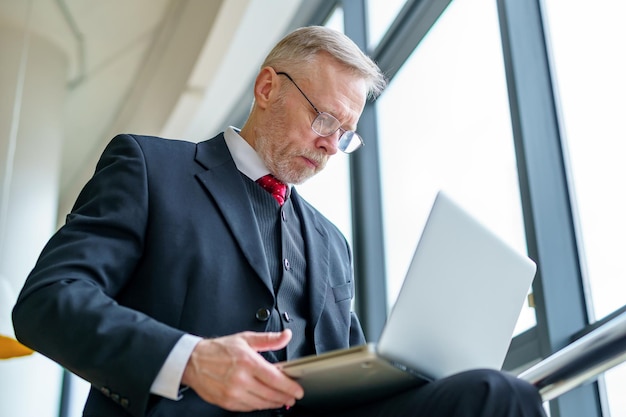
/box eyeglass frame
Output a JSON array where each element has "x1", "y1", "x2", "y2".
[{"x1": 275, "y1": 71, "x2": 364, "y2": 154}]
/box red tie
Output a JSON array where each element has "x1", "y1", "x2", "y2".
[{"x1": 256, "y1": 174, "x2": 287, "y2": 206}]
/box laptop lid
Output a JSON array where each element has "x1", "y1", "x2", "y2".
[
  {"x1": 377, "y1": 190, "x2": 536, "y2": 378},
  {"x1": 279, "y1": 190, "x2": 536, "y2": 407}
]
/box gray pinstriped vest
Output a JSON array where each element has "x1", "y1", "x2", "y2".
[{"x1": 242, "y1": 175, "x2": 314, "y2": 362}]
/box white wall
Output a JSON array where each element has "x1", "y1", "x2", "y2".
[{"x1": 0, "y1": 20, "x2": 67, "y2": 417}]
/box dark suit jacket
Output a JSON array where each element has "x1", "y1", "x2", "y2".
[{"x1": 13, "y1": 133, "x2": 365, "y2": 417}]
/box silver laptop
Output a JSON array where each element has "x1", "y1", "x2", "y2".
[{"x1": 277, "y1": 191, "x2": 537, "y2": 408}]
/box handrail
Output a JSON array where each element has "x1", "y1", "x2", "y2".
[{"x1": 518, "y1": 311, "x2": 626, "y2": 401}]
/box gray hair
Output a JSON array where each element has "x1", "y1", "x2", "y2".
[{"x1": 261, "y1": 26, "x2": 387, "y2": 99}]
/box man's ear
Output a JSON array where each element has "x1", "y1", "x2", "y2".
[{"x1": 253, "y1": 67, "x2": 277, "y2": 110}]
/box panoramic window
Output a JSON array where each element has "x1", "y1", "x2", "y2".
[
  {"x1": 543, "y1": 0, "x2": 626, "y2": 413},
  {"x1": 375, "y1": 0, "x2": 535, "y2": 334}
]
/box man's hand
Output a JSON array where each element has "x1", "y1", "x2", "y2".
[{"x1": 181, "y1": 329, "x2": 304, "y2": 411}]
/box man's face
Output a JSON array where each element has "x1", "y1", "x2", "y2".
[{"x1": 255, "y1": 58, "x2": 367, "y2": 185}]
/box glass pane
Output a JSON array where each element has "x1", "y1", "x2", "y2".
[
  {"x1": 366, "y1": 0, "x2": 408, "y2": 48},
  {"x1": 543, "y1": 1, "x2": 626, "y2": 414},
  {"x1": 604, "y1": 362, "x2": 626, "y2": 415},
  {"x1": 376, "y1": 0, "x2": 535, "y2": 335},
  {"x1": 296, "y1": 5, "x2": 353, "y2": 245},
  {"x1": 543, "y1": 0, "x2": 626, "y2": 322},
  {"x1": 325, "y1": 4, "x2": 344, "y2": 32}
]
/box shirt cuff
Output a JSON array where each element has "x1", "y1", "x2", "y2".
[{"x1": 150, "y1": 334, "x2": 203, "y2": 400}]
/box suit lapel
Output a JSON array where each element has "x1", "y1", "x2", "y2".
[
  {"x1": 194, "y1": 134, "x2": 273, "y2": 292},
  {"x1": 193, "y1": 136, "x2": 333, "y2": 323},
  {"x1": 291, "y1": 189, "x2": 330, "y2": 330}
]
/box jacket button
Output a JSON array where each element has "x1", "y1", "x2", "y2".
[{"x1": 255, "y1": 308, "x2": 271, "y2": 321}]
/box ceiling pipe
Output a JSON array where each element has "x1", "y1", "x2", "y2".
[{"x1": 56, "y1": 0, "x2": 85, "y2": 88}]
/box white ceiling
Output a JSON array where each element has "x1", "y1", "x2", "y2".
[{"x1": 0, "y1": 0, "x2": 324, "y2": 218}]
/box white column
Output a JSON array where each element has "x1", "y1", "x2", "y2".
[{"x1": 0, "y1": 18, "x2": 68, "y2": 417}]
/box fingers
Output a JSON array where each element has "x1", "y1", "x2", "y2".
[
  {"x1": 228, "y1": 365, "x2": 302, "y2": 411},
  {"x1": 252, "y1": 353, "x2": 304, "y2": 404},
  {"x1": 181, "y1": 331, "x2": 304, "y2": 412},
  {"x1": 241, "y1": 329, "x2": 293, "y2": 352}
]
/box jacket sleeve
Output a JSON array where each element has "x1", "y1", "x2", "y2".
[
  {"x1": 349, "y1": 311, "x2": 366, "y2": 346},
  {"x1": 12, "y1": 134, "x2": 185, "y2": 417}
]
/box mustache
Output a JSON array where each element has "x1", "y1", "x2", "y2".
[{"x1": 299, "y1": 149, "x2": 327, "y2": 167}]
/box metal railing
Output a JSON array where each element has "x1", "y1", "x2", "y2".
[{"x1": 518, "y1": 310, "x2": 626, "y2": 401}]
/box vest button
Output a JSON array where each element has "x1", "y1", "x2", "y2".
[
  {"x1": 281, "y1": 211, "x2": 286, "y2": 221},
  {"x1": 255, "y1": 308, "x2": 271, "y2": 321},
  {"x1": 283, "y1": 258, "x2": 290, "y2": 271}
]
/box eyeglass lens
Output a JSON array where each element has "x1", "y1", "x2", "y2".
[
  {"x1": 312, "y1": 113, "x2": 363, "y2": 153},
  {"x1": 311, "y1": 113, "x2": 341, "y2": 136}
]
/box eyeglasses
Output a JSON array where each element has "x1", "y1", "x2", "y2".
[{"x1": 276, "y1": 71, "x2": 364, "y2": 154}]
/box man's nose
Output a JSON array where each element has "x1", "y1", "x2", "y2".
[{"x1": 315, "y1": 131, "x2": 340, "y2": 155}]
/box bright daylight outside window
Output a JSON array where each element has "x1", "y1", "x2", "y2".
[
  {"x1": 366, "y1": 0, "x2": 408, "y2": 48},
  {"x1": 373, "y1": 0, "x2": 535, "y2": 335},
  {"x1": 543, "y1": 0, "x2": 626, "y2": 414}
]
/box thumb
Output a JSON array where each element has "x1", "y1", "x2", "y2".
[{"x1": 244, "y1": 329, "x2": 292, "y2": 352}]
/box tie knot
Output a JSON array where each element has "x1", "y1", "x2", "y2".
[{"x1": 256, "y1": 174, "x2": 287, "y2": 206}]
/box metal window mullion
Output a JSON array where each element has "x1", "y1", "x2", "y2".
[
  {"x1": 341, "y1": 0, "x2": 388, "y2": 342},
  {"x1": 497, "y1": 0, "x2": 602, "y2": 415},
  {"x1": 372, "y1": 0, "x2": 452, "y2": 80}
]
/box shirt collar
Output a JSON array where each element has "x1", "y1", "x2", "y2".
[
  {"x1": 224, "y1": 126, "x2": 269, "y2": 181},
  {"x1": 223, "y1": 127, "x2": 292, "y2": 193}
]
